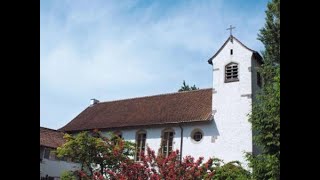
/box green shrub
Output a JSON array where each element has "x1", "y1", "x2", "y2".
[
  {"x1": 213, "y1": 160, "x2": 251, "y2": 180},
  {"x1": 61, "y1": 170, "x2": 76, "y2": 180}
]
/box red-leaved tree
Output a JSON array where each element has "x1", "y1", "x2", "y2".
[
  {"x1": 59, "y1": 130, "x2": 249, "y2": 180},
  {"x1": 101, "y1": 147, "x2": 215, "y2": 180}
]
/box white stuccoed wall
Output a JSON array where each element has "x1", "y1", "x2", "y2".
[
  {"x1": 101, "y1": 121, "x2": 221, "y2": 162},
  {"x1": 40, "y1": 159, "x2": 80, "y2": 179},
  {"x1": 211, "y1": 37, "x2": 256, "y2": 168},
  {"x1": 180, "y1": 122, "x2": 220, "y2": 160}
]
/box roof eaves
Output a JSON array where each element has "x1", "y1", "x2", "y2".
[
  {"x1": 208, "y1": 35, "x2": 263, "y2": 65},
  {"x1": 208, "y1": 36, "x2": 231, "y2": 65},
  {"x1": 40, "y1": 144, "x2": 59, "y2": 149},
  {"x1": 63, "y1": 117, "x2": 213, "y2": 133},
  {"x1": 40, "y1": 126, "x2": 62, "y2": 132},
  {"x1": 252, "y1": 51, "x2": 264, "y2": 64}
]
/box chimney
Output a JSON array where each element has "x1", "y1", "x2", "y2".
[{"x1": 90, "y1": 98, "x2": 99, "y2": 106}]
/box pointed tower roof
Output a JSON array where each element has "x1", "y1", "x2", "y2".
[{"x1": 207, "y1": 35, "x2": 263, "y2": 65}]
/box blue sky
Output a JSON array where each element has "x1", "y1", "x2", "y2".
[{"x1": 41, "y1": 0, "x2": 269, "y2": 129}]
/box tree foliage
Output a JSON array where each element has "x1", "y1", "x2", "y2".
[
  {"x1": 213, "y1": 159, "x2": 251, "y2": 180},
  {"x1": 247, "y1": 0, "x2": 280, "y2": 179},
  {"x1": 106, "y1": 147, "x2": 215, "y2": 180},
  {"x1": 178, "y1": 80, "x2": 199, "y2": 92},
  {"x1": 57, "y1": 131, "x2": 250, "y2": 180},
  {"x1": 250, "y1": 68, "x2": 280, "y2": 155},
  {"x1": 246, "y1": 153, "x2": 279, "y2": 180},
  {"x1": 56, "y1": 130, "x2": 135, "y2": 179},
  {"x1": 88, "y1": 147, "x2": 250, "y2": 180},
  {"x1": 61, "y1": 170, "x2": 77, "y2": 180},
  {"x1": 248, "y1": 68, "x2": 280, "y2": 180},
  {"x1": 258, "y1": 0, "x2": 280, "y2": 65}
]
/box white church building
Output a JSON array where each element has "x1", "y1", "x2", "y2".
[{"x1": 60, "y1": 35, "x2": 263, "y2": 167}]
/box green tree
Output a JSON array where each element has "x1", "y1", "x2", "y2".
[
  {"x1": 56, "y1": 130, "x2": 135, "y2": 179},
  {"x1": 247, "y1": 0, "x2": 280, "y2": 179},
  {"x1": 211, "y1": 159, "x2": 251, "y2": 180},
  {"x1": 247, "y1": 68, "x2": 280, "y2": 180},
  {"x1": 61, "y1": 170, "x2": 77, "y2": 180},
  {"x1": 178, "y1": 80, "x2": 199, "y2": 92},
  {"x1": 258, "y1": 0, "x2": 280, "y2": 65}
]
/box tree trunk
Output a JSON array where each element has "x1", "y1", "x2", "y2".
[{"x1": 100, "y1": 163, "x2": 104, "y2": 176}]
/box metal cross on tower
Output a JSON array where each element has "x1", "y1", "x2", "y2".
[{"x1": 226, "y1": 25, "x2": 235, "y2": 36}]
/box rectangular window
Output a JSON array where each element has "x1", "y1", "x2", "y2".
[
  {"x1": 135, "y1": 132, "x2": 146, "y2": 161},
  {"x1": 40, "y1": 147, "x2": 44, "y2": 160},
  {"x1": 230, "y1": 49, "x2": 233, "y2": 55},
  {"x1": 161, "y1": 131, "x2": 174, "y2": 157},
  {"x1": 49, "y1": 151, "x2": 57, "y2": 160},
  {"x1": 44, "y1": 148, "x2": 50, "y2": 159},
  {"x1": 257, "y1": 72, "x2": 262, "y2": 87}
]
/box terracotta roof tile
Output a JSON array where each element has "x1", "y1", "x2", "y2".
[
  {"x1": 40, "y1": 127, "x2": 65, "y2": 148},
  {"x1": 60, "y1": 88, "x2": 213, "y2": 132}
]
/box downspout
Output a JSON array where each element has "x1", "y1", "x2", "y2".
[{"x1": 179, "y1": 124, "x2": 183, "y2": 163}]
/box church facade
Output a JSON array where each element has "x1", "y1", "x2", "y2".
[{"x1": 60, "y1": 35, "x2": 262, "y2": 167}]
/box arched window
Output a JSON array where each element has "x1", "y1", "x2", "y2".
[
  {"x1": 135, "y1": 130, "x2": 147, "y2": 161},
  {"x1": 225, "y1": 62, "x2": 239, "y2": 82},
  {"x1": 161, "y1": 128, "x2": 175, "y2": 157}
]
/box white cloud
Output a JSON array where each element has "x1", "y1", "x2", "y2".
[{"x1": 41, "y1": 0, "x2": 267, "y2": 129}]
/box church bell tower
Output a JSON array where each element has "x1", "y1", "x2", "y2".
[{"x1": 207, "y1": 28, "x2": 263, "y2": 167}]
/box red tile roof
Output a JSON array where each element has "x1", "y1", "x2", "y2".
[
  {"x1": 40, "y1": 127, "x2": 65, "y2": 148},
  {"x1": 60, "y1": 88, "x2": 213, "y2": 132}
]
